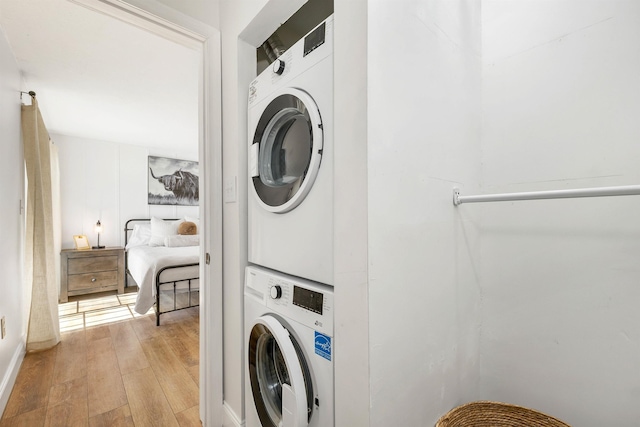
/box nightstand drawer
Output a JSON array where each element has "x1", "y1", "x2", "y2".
[
  {"x1": 60, "y1": 247, "x2": 124, "y2": 302},
  {"x1": 68, "y1": 270, "x2": 119, "y2": 291},
  {"x1": 68, "y1": 255, "x2": 118, "y2": 274}
]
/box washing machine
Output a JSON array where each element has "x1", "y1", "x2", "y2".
[
  {"x1": 248, "y1": 16, "x2": 333, "y2": 285},
  {"x1": 244, "y1": 265, "x2": 334, "y2": 427}
]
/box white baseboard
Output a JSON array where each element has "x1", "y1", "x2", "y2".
[
  {"x1": 223, "y1": 401, "x2": 243, "y2": 427},
  {"x1": 0, "y1": 340, "x2": 25, "y2": 417}
]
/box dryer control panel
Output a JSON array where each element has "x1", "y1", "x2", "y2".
[
  {"x1": 303, "y1": 21, "x2": 326, "y2": 56},
  {"x1": 248, "y1": 16, "x2": 333, "y2": 108}
]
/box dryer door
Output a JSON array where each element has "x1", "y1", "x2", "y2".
[
  {"x1": 248, "y1": 315, "x2": 313, "y2": 427},
  {"x1": 250, "y1": 88, "x2": 323, "y2": 213}
]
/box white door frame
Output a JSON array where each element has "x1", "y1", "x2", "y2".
[{"x1": 67, "y1": 1, "x2": 223, "y2": 425}]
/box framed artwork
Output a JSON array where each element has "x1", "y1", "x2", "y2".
[
  {"x1": 148, "y1": 156, "x2": 199, "y2": 206},
  {"x1": 73, "y1": 235, "x2": 91, "y2": 250}
]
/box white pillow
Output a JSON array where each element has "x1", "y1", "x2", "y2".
[
  {"x1": 126, "y1": 224, "x2": 152, "y2": 249},
  {"x1": 184, "y1": 215, "x2": 199, "y2": 233},
  {"x1": 149, "y1": 217, "x2": 182, "y2": 247},
  {"x1": 165, "y1": 234, "x2": 199, "y2": 247}
]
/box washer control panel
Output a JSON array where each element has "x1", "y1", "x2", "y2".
[
  {"x1": 269, "y1": 285, "x2": 283, "y2": 299},
  {"x1": 245, "y1": 265, "x2": 333, "y2": 335},
  {"x1": 292, "y1": 285, "x2": 323, "y2": 314}
]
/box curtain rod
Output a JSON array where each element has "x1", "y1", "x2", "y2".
[
  {"x1": 453, "y1": 185, "x2": 640, "y2": 206},
  {"x1": 20, "y1": 91, "x2": 36, "y2": 99}
]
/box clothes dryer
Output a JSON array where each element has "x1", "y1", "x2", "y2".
[
  {"x1": 244, "y1": 265, "x2": 334, "y2": 427},
  {"x1": 248, "y1": 16, "x2": 333, "y2": 285}
]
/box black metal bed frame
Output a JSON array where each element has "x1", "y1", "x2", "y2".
[{"x1": 124, "y1": 218, "x2": 200, "y2": 326}]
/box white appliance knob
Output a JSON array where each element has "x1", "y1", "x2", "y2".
[
  {"x1": 272, "y1": 59, "x2": 285, "y2": 75},
  {"x1": 270, "y1": 285, "x2": 283, "y2": 299}
]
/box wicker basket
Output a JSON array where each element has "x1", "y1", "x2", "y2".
[{"x1": 435, "y1": 401, "x2": 571, "y2": 427}]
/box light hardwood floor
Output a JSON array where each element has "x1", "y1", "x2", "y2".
[{"x1": 0, "y1": 291, "x2": 201, "y2": 426}]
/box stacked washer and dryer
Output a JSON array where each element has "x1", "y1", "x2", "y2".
[{"x1": 244, "y1": 16, "x2": 335, "y2": 427}]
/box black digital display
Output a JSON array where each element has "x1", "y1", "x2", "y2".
[
  {"x1": 293, "y1": 286, "x2": 324, "y2": 314},
  {"x1": 303, "y1": 22, "x2": 326, "y2": 57}
]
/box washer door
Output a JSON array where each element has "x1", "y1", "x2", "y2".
[
  {"x1": 248, "y1": 315, "x2": 313, "y2": 427},
  {"x1": 250, "y1": 88, "x2": 323, "y2": 213}
]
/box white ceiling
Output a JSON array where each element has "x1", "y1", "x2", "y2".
[{"x1": 0, "y1": 0, "x2": 200, "y2": 152}]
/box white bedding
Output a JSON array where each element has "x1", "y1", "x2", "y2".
[{"x1": 127, "y1": 245, "x2": 200, "y2": 314}]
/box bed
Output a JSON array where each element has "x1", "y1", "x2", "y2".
[{"x1": 125, "y1": 218, "x2": 200, "y2": 325}]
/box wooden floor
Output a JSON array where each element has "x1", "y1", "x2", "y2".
[{"x1": 0, "y1": 291, "x2": 201, "y2": 426}]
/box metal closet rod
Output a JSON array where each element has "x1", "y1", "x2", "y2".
[{"x1": 453, "y1": 184, "x2": 640, "y2": 206}]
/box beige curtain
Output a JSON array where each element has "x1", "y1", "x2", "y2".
[
  {"x1": 51, "y1": 144, "x2": 61, "y2": 309},
  {"x1": 22, "y1": 97, "x2": 60, "y2": 352}
]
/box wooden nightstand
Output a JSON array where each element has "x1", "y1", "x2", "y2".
[{"x1": 60, "y1": 247, "x2": 124, "y2": 303}]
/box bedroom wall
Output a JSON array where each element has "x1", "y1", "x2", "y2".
[
  {"x1": 52, "y1": 133, "x2": 198, "y2": 251},
  {"x1": 479, "y1": 1, "x2": 640, "y2": 425},
  {"x1": 0, "y1": 24, "x2": 27, "y2": 415}
]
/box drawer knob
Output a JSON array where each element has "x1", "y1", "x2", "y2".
[{"x1": 91, "y1": 278, "x2": 96, "y2": 282}]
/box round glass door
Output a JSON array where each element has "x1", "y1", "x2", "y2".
[
  {"x1": 250, "y1": 88, "x2": 323, "y2": 213},
  {"x1": 248, "y1": 316, "x2": 313, "y2": 427}
]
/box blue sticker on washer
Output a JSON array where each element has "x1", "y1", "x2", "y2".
[{"x1": 314, "y1": 332, "x2": 332, "y2": 361}]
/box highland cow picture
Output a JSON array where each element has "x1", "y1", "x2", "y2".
[{"x1": 148, "y1": 156, "x2": 199, "y2": 206}]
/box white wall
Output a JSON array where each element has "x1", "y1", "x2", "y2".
[
  {"x1": 480, "y1": 1, "x2": 640, "y2": 425},
  {"x1": 0, "y1": 25, "x2": 26, "y2": 415},
  {"x1": 53, "y1": 133, "x2": 198, "y2": 250},
  {"x1": 123, "y1": 0, "x2": 219, "y2": 31},
  {"x1": 218, "y1": 1, "x2": 263, "y2": 423},
  {"x1": 153, "y1": 0, "x2": 219, "y2": 28},
  {"x1": 218, "y1": 1, "x2": 307, "y2": 423},
  {"x1": 332, "y1": 1, "x2": 370, "y2": 425},
  {"x1": 367, "y1": 1, "x2": 482, "y2": 424}
]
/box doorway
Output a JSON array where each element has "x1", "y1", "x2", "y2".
[{"x1": 0, "y1": 0, "x2": 223, "y2": 424}]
